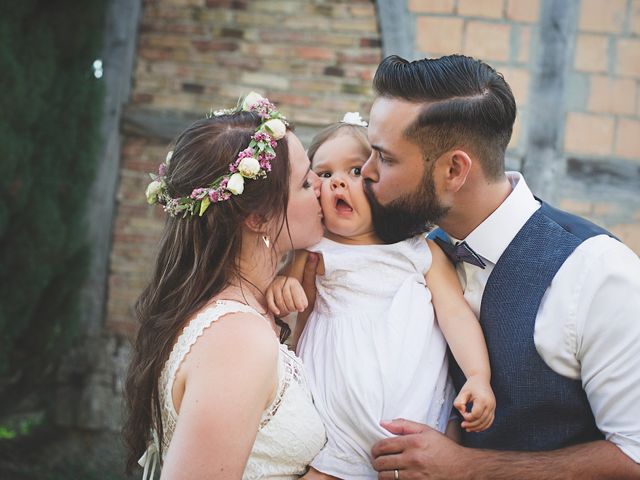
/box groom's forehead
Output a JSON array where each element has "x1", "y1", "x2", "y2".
[
  {"x1": 370, "y1": 97, "x2": 422, "y2": 140},
  {"x1": 371, "y1": 97, "x2": 421, "y2": 125}
]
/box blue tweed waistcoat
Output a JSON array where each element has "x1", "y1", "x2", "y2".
[{"x1": 447, "y1": 201, "x2": 612, "y2": 450}]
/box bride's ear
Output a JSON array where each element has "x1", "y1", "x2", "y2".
[{"x1": 244, "y1": 213, "x2": 270, "y2": 235}]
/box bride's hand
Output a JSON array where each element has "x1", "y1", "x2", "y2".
[{"x1": 300, "y1": 467, "x2": 340, "y2": 479}]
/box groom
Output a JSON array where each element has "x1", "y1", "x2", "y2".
[{"x1": 361, "y1": 55, "x2": 640, "y2": 478}]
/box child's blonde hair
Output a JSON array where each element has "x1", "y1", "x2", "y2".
[{"x1": 307, "y1": 123, "x2": 371, "y2": 163}]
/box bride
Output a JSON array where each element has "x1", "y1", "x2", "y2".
[{"x1": 123, "y1": 93, "x2": 327, "y2": 479}]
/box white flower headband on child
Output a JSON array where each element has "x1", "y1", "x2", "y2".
[
  {"x1": 145, "y1": 92, "x2": 288, "y2": 217},
  {"x1": 341, "y1": 112, "x2": 368, "y2": 127}
]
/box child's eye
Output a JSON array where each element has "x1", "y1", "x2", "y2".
[
  {"x1": 318, "y1": 172, "x2": 331, "y2": 178},
  {"x1": 303, "y1": 180, "x2": 311, "y2": 189},
  {"x1": 350, "y1": 167, "x2": 362, "y2": 176}
]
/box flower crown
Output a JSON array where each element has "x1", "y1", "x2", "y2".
[{"x1": 145, "y1": 92, "x2": 288, "y2": 217}]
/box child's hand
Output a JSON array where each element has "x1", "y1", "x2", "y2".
[
  {"x1": 266, "y1": 275, "x2": 309, "y2": 316},
  {"x1": 453, "y1": 375, "x2": 496, "y2": 432}
]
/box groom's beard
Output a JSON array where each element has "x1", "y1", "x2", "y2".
[{"x1": 364, "y1": 166, "x2": 449, "y2": 244}]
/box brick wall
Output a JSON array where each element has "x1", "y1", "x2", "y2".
[
  {"x1": 133, "y1": 0, "x2": 380, "y2": 127},
  {"x1": 566, "y1": 0, "x2": 639, "y2": 159},
  {"x1": 106, "y1": 0, "x2": 382, "y2": 336},
  {"x1": 560, "y1": 0, "x2": 640, "y2": 252},
  {"x1": 107, "y1": 0, "x2": 639, "y2": 337}
]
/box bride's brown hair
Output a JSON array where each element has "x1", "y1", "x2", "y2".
[{"x1": 123, "y1": 111, "x2": 293, "y2": 473}]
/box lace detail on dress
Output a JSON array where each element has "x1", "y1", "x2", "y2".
[{"x1": 259, "y1": 345, "x2": 306, "y2": 429}]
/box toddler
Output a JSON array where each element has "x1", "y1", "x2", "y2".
[{"x1": 267, "y1": 114, "x2": 495, "y2": 479}]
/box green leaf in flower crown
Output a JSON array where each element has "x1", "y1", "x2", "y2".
[
  {"x1": 199, "y1": 197, "x2": 211, "y2": 216},
  {"x1": 265, "y1": 145, "x2": 275, "y2": 156},
  {"x1": 149, "y1": 173, "x2": 158, "y2": 181}
]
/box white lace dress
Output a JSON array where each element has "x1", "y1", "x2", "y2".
[
  {"x1": 138, "y1": 300, "x2": 327, "y2": 479},
  {"x1": 298, "y1": 236, "x2": 455, "y2": 479}
]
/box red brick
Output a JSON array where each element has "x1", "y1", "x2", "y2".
[
  {"x1": 458, "y1": 0, "x2": 504, "y2": 19},
  {"x1": 617, "y1": 39, "x2": 640, "y2": 78},
  {"x1": 578, "y1": 0, "x2": 626, "y2": 33},
  {"x1": 506, "y1": 0, "x2": 540, "y2": 22},
  {"x1": 416, "y1": 16, "x2": 464, "y2": 55},
  {"x1": 587, "y1": 76, "x2": 637, "y2": 115},
  {"x1": 614, "y1": 118, "x2": 640, "y2": 160},
  {"x1": 574, "y1": 34, "x2": 609, "y2": 73},
  {"x1": 564, "y1": 113, "x2": 615, "y2": 156},
  {"x1": 408, "y1": 0, "x2": 454, "y2": 14},
  {"x1": 464, "y1": 21, "x2": 511, "y2": 62},
  {"x1": 632, "y1": 0, "x2": 640, "y2": 36},
  {"x1": 294, "y1": 46, "x2": 335, "y2": 61}
]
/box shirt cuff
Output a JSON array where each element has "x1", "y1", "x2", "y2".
[{"x1": 609, "y1": 433, "x2": 640, "y2": 463}]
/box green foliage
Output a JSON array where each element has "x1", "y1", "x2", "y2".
[{"x1": 0, "y1": 0, "x2": 106, "y2": 406}]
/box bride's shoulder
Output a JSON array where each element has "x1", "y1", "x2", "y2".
[{"x1": 179, "y1": 303, "x2": 279, "y2": 383}]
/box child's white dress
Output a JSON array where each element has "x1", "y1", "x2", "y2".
[{"x1": 298, "y1": 235, "x2": 455, "y2": 479}]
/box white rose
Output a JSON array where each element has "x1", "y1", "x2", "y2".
[
  {"x1": 145, "y1": 180, "x2": 163, "y2": 204},
  {"x1": 242, "y1": 91, "x2": 265, "y2": 111},
  {"x1": 341, "y1": 112, "x2": 368, "y2": 127},
  {"x1": 227, "y1": 173, "x2": 245, "y2": 195},
  {"x1": 263, "y1": 119, "x2": 287, "y2": 140},
  {"x1": 238, "y1": 157, "x2": 261, "y2": 179}
]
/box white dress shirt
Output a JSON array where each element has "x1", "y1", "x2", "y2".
[{"x1": 452, "y1": 172, "x2": 640, "y2": 463}]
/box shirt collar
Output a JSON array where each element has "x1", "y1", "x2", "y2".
[{"x1": 453, "y1": 172, "x2": 540, "y2": 265}]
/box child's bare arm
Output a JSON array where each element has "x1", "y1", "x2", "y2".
[
  {"x1": 283, "y1": 249, "x2": 310, "y2": 281},
  {"x1": 425, "y1": 239, "x2": 489, "y2": 380},
  {"x1": 425, "y1": 239, "x2": 495, "y2": 432},
  {"x1": 266, "y1": 251, "x2": 324, "y2": 347}
]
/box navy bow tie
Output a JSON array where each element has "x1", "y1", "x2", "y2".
[{"x1": 433, "y1": 236, "x2": 486, "y2": 269}]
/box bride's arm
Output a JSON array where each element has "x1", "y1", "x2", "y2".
[{"x1": 160, "y1": 313, "x2": 279, "y2": 479}]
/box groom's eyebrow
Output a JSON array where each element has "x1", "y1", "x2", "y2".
[{"x1": 371, "y1": 145, "x2": 392, "y2": 156}]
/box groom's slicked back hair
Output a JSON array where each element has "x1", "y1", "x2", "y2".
[{"x1": 373, "y1": 55, "x2": 516, "y2": 180}]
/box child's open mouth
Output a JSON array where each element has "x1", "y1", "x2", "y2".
[{"x1": 335, "y1": 197, "x2": 353, "y2": 213}]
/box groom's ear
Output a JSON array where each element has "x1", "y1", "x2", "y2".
[{"x1": 442, "y1": 149, "x2": 472, "y2": 193}]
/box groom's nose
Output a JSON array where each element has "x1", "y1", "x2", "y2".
[{"x1": 361, "y1": 152, "x2": 378, "y2": 182}]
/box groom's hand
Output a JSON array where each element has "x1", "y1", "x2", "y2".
[{"x1": 372, "y1": 418, "x2": 467, "y2": 479}]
